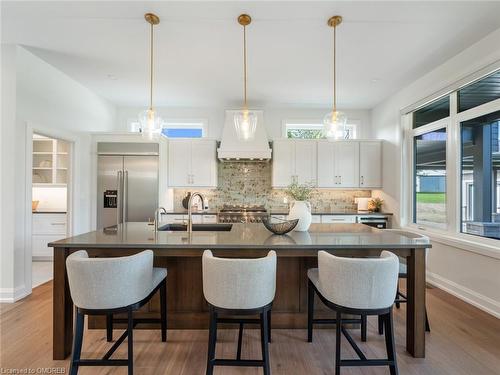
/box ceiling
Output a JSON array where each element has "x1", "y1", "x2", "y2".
[{"x1": 3, "y1": 1, "x2": 500, "y2": 109}]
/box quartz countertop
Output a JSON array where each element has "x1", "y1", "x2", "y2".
[
  {"x1": 49, "y1": 222, "x2": 429, "y2": 250},
  {"x1": 165, "y1": 210, "x2": 393, "y2": 216}
]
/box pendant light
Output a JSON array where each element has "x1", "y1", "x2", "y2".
[
  {"x1": 323, "y1": 15, "x2": 347, "y2": 140},
  {"x1": 138, "y1": 13, "x2": 162, "y2": 137},
  {"x1": 234, "y1": 14, "x2": 257, "y2": 141}
]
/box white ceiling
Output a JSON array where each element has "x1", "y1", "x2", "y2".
[{"x1": 3, "y1": 1, "x2": 500, "y2": 109}]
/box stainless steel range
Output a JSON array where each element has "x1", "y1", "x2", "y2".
[{"x1": 218, "y1": 204, "x2": 269, "y2": 223}]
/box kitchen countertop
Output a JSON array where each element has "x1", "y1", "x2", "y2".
[
  {"x1": 49, "y1": 222, "x2": 428, "y2": 250},
  {"x1": 164, "y1": 210, "x2": 393, "y2": 216}
]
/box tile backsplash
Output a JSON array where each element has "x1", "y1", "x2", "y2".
[{"x1": 173, "y1": 162, "x2": 371, "y2": 212}]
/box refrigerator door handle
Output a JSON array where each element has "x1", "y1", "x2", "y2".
[
  {"x1": 116, "y1": 171, "x2": 123, "y2": 225},
  {"x1": 123, "y1": 170, "x2": 129, "y2": 223}
]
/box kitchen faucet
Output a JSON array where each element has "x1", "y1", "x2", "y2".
[
  {"x1": 154, "y1": 207, "x2": 167, "y2": 232},
  {"x1": 187, "y1": 192, "x2": 205, "y2": 233}
]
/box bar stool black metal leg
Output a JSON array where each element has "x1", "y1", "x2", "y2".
[
  {"x1": 236, "y1": 322, "x2": 244, "y2": 360},
  {"x1": 307, "y1": 280, "x2": 314, "y2": 342},
  {"x1": 361, "y1": 314, "x2": 367, "y2": 342},
  {"x1": 425, "y1": 308, "x2": 430, "y2": 332},
  {"x1": 160, "y1": 280, "x2": 167, "y2": 342},
  {"x1": 206, "y1": 308, "x2": 217, "y2": 375},
  {"x1": 106, "y1": 313, "x2": 113, "y2": 342},
  {"x1": 127, "y1": 309, "x2": 134, "y2": 375},
  {"x1": 69, "y1": 310, "x2": 84, "y2": 375},
  {"x1": 335, "y1": 310, "x2": 342, "y2": 375},
  {"x1": 260, "y1": 310, "x2": 271, "y2": 375},
  {"x1": 395, "y1": 283, "x2": 401, "y2": 309},
  {"x1": 378, "y1": 314, "x2": 384, "y2": 335},
  {"x1": 267, "y1": 309, "x2": 272, "y2": 343},
  {"x1": 384, "y1": 310, "x2": 398, "y2": 375}
]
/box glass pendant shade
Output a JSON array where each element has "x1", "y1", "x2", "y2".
[
  {"x1": 234, "y1": 109, "x2": 257, "y2": 140},
  {"x1": 323, "y1": 110, "x2": 347, "y2": 140},
  {"x1": 139, "y1": 108, "x2": 162, "y2": 136}
]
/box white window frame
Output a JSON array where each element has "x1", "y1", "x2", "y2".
[
  {"x1": 282, "y1": 119, "x2": 359, "y2": 139},
  {"x1": 162, "y1": 118, "x2": 208, "y2": 138},
  {"x1": 402, "y1": 71, "x2": 500, "y2": 257},
  {"x1": 127, "y1": 118, "x2": 208, "y2": 137}
]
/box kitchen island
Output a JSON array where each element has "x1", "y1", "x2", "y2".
[{"x1": 50, "y1": 222, "x2": 430, "y2": 360}]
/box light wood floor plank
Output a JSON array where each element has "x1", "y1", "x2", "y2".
[{"x1": 1, "y1": 281, "x2": 499, "y2": 374}]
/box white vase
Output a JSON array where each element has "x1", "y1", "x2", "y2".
[{"x1": 289, "y1": 200, "x2": 312, "y2": 231}]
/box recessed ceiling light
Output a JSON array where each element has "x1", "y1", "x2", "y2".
[{"x1": 107, "y1": 74, "x2": 118, "y2": 80}]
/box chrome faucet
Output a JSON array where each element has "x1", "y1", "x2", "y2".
[
  {"x1": 187, "y1": 192, "x2": 205, "y2": 233},
  {"x1": 154, "y1": 207, "x2": 167, "y2": 232}
]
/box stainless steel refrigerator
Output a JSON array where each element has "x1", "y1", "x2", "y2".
[{"x1": 97, "y1": 142, "x2": 159, "y2": 229}]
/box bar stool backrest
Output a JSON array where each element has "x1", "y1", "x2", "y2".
[
  {"x1": 202, "y1": 250, "x2": 277, "y2": 310},
  {"x1": 66, "y1": 250, "x2": 154, "y2": 310},
  {"x1": 318, "y1": 250, "x2": 399, "y2": 310}
]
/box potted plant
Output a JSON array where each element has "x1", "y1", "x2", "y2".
[
  {"x1": 286, "y1": 181, "x2": 315, "y2": 231},
  {"x1": 368, "y1": 197, "x2": 384, "y2": 212}
]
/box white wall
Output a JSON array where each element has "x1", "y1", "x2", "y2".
[
  {"x1": 371, "y1": 28, "x2": 500, "y2": 317},
  {"x1": 0, "y1": 45, "x2": 117, "y2": 302},
  {"x1": 116, "y1": 106, "x2": 372, "y2": 140}
]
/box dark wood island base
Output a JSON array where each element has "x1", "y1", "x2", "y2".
[{"x1": 51, "y1": 223, "x2": 428, "y2": 360}]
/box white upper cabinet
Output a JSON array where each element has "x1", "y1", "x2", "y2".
[
  {"x1": 359, "y1": 141, "x2": 382, "y2": 188},
  {"x1": 168, "y1": 139, "x2": 217, "y2": 188},
  {"x1": 272, "y1": 140, "x2": 317, "y2": 187},
  {"x1": 335, "y1": 141, "x2": 359, "y2": 187},
  {"x1": 318, "y1": 141, "x2": 359, "y2": 188},
  {"x1": 317, "y1": 140, "x2": 381, "y2": 188},
  {"x1": 294, "y1": 141, "x2": 317, "y2": 185}
]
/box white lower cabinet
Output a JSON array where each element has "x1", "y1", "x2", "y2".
[
  {"x1": 311, "y1": 215, "x2": 321, "y2": 224},
  {"x1": 164, "y1": 214, "x2": 212, "y2": 224},
  {"x1": 321, "y1": 215, "x2": 357, "y2": 224},
  {"x1": 32, "y1": 213, "x2": 67, "y2": 258}
]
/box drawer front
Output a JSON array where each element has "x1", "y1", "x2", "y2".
[
  {"x1": 164, "y1": 214, "x2": 186, "y2": 224},
  {"x1": 202, "y1": 215, "x2": 218, "y2": 224},
  {"x1": 311, "y1": 215, "x2": 321, "y2": 223},
  {"x1": 321, "y1": 215, "x2": 357, "y2": 224},
  {"x1": 32, "y1": 235, "x2": 65, "y2": 257},
  {"x1": 32, "y1": 214, "x2": 67, "y2": 235}
]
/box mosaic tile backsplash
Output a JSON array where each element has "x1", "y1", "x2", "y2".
[{"x1": 173, "y1": 162, "x2": 372, "y2": 212}]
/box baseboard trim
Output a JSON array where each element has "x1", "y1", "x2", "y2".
[
  {"x1": 0, "y1": 284, "x2": 30, "y2": 303},
  {"x1": 427, "y1": 271, "x2": 500, "y2": 319}
]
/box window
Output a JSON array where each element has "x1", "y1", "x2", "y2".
[
  {"x1": 458, "y1": 71, "x2": 500, "y2": 112},
  {"x1": 128, "y1": 119, "x2": 207, "y2": 138},
  {"x1": 284, "y1": 120, "x2": 358, "y2": 139},
  {"x1": 460, "y1": 110, "x2": 500, "y2": 239},
  {"x1": 414, "y1": 128, "x2": 447, "y2": 229},
  {"x1": 413, "y1": 96, "x2": 450, "y2": 128}
]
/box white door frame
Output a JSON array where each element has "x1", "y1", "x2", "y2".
[{"x1": 25, "y1": 121, "x2": 78, "y2": 295}]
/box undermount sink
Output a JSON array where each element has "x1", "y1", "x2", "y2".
[{"x1": 158, "y1": 223, "x2": 233, "y2": 232}]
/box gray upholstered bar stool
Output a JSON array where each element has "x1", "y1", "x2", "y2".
[
  {"x1": 202, "y1": 250, "x2": 277, "y2": 375},
  {"x1": 378, "y1": 229, "x2": 431, "y2": 334},
  {"x1": 66, "y1": 250, "x2": 167, "y2": 375},
  {"x1": 307, "y1": 251, "x2": 400, "y2": 375}
]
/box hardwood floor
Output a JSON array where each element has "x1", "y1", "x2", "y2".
[{"x1": 1, "y1": 281, "x2": 499, "y2": 374}]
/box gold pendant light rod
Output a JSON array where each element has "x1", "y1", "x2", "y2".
[
  {"x1": 238, "y1": 14, "x2": 251, "y2": 110},
  {"x1": 328, "y1": 15, "x2": 342, "y2": 113},
  {"x1": 145, "y1": 13, "x2": 160, "y2": 111}
]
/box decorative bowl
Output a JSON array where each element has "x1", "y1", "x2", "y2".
[{"x1": 262, "y1": 217, "x2": 299, "y2": 235}]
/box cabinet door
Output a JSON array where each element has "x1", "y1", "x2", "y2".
[
  {"x1": 321, "y1": 215, "x2": 357, "y2": 223},
  {"x1": 272, "y1": 140, "x2": 295, "y2": 187},
  {"x1": 168, "y1": 140, "x2": 191, "y2": 187},
  {"x1": 294, "y1": 141, "x2": 317, "y2": 185},
  {"x1": 317, "y1": 142, "x2": 335, "y2": 187},
  {"x1": 32, "y1": 234, "x2": 65, "y2": 257},
  {"x1": 191, "y1": 140, "x2": 217, "y2": 187},
  {"x1": 359, "y1": 141, "x2": 382, "y2": 188},
  {"x1": 334, "y1": 141, "x2": 359, "y2": 187}
]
